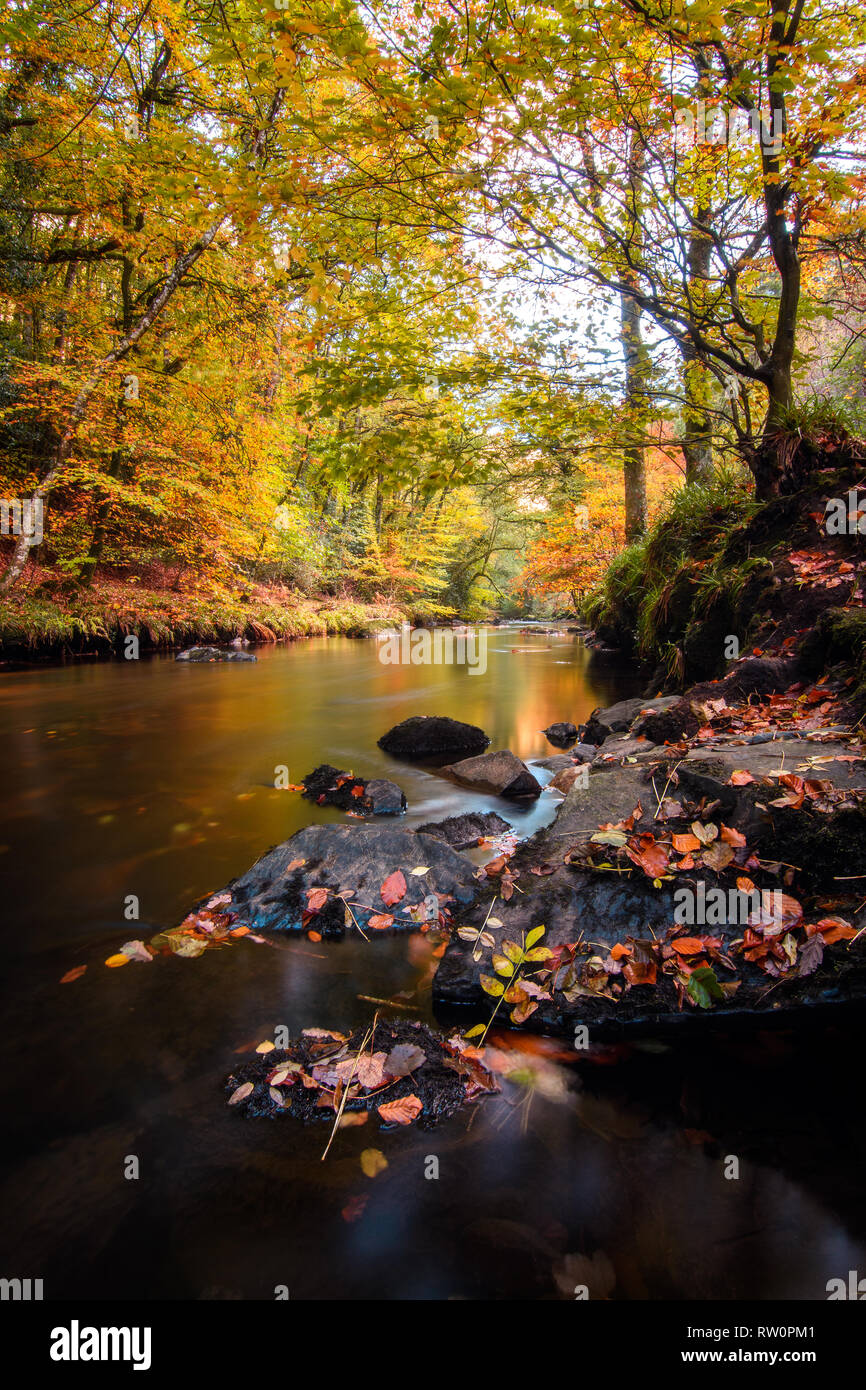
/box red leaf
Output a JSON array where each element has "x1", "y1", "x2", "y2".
[{"x1": 380, "y1": 870, "x2": 407, "y2": 907}]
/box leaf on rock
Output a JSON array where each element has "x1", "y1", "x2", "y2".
[
  {"x1": 377, "y1": 1094, "x2": 423, "y2": 1125},
  {"x1": 228, "y1": 1082, "x2": 254, "y2": 1105},
  {"x1": 384, "y1": 1043, "x2": 426, "y2": 1077},
  {"x1": 380, "y1": 870, "x2": 407, "y2": 906}
]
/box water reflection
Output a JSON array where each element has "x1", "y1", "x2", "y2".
[{"x1": 0, "y1": 629, "x2": 863, "y2": 1299}]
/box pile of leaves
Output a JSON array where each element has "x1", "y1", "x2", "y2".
[{"x1": 224, "y1": 1020, "x2": 499, "y2": 1129}]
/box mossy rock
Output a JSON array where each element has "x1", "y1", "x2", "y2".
[{"x1": 799, "y1": 607, "x2": 866, "y2": 682}]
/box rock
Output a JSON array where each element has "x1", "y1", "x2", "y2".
[
  {"x1": 542, "y1": 721, "x2": 579, "y2": 747},
  {"x1": 443, "y1": 749, "x2": 542, "y2": 799},
  {"x1": 690, "y1": 656, "x2": 800, "y2": 702},
  {"x1": 378, "y1": 715, "x2": 490, "y2": 760},
  {"x1": 594, "y1": 733, "x2": 658, "y2": 761},
  {"x1": 301, "y1": 765, "x2": 406, "y2": 816},
  {"x1": 415, "y1": 811, "x2": 512, "y2": 850},
  {"x1": 582, "y1": 694, "x2": 681, "y2": 744},
  {"x1": 223, "y1": 823, "x2": 479, "y2": 934},
  {"x1": 550, "y1": 766, "x2": 588, "y2": 794},
  {"x1": 633, "y1": 699, "x2": 700, "y2": 744},
  {"x1": 532, "y1": 755, "x2": 581, "y2": 773},
  {"x1": 432, "y1": 738, "x2": 866, "y2": 1036},
  {"x1": 364, "y1": 779, "x2": 408, "y2": 815},
  {"x1": 175, "y1": 645, "x2": 257, "y2": 662}
]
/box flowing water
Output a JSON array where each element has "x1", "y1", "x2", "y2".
[{"x1": 1, "y1": 628, "x2": 864, "y2": 1300}]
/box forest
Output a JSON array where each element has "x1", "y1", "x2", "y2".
[{"x1": 3, "y1": 0, "x2": 865, "y2": 649}]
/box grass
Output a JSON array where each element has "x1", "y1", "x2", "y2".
[{"x1": 0, "y1": 569, "x2": 410, "y2": 657}]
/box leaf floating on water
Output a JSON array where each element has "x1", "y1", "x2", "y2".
[
  {"x1": 380, "y1": 870, "x2": 407, "y2": 907},
  {"x1": 377, "y1": 1094, "x2": 423, "y2": 1126},
  {"x1": 228, "y1": 1082, "x2": 254, "y2": 1105},
  {"x1": 105, "y1": 953, "x2": 130, "y2": 968},
  {"x1": 360, "y1": 1147, "x2": 389, "y2": 1178},
  {"x1": 337, "y1": 1110, "x2": 368, "y2": 1129},
  {"x1": 341, "y1": 1195, "x2": 368, "y2": 1223},
  {"x1": 60, "y1": 965, "x2": 87, "y2": 984},
  {"x1": 119, "y1": 939, "x2": 153, "y2": 963}
]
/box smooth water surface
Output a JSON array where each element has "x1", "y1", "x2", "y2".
[{"x1": 1, "y1": 629, "x2": 863, "y2": 1300}]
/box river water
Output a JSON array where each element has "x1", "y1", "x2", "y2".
[{"x1": 1, "y1": 628, "x2": 863, "y2": 1300}]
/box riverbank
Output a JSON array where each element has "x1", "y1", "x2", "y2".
[{"x1": 0, "y1": 568, "x2": 413, "y2": 662}]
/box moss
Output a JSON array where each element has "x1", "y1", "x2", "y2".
[{"x1": 799, "y1": 607, "x2": 866, "y2": 698}]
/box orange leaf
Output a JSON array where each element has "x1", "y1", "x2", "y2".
[
  {"x1": 610, "y1": 943, "x2": 632, "y2": 960},
  {"x1": 672, "y1": 832, "x2": 700, "y2": 852},
  {"x1": 671, "y1": 937, "x2": 707, "y2": 955},
  {"x1": 720, "y1": 824, "x2": 746, "y2": 847},
  {"x1": 60, "y1": 965, "x2": 87, "y2": 984},
  {"x1": 728, "y1": 770, "x2": 755, "y2": 786},
  {"x1": 377, "y1": 1093, "x2": 423, "y2": 1125},
  {"x1": 367, "y1": 913, "x2": 395, "y2": 930}
]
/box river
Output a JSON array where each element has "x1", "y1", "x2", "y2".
[{"x1": 1, "y1": 627, "x2": 863, "y2": 1299}]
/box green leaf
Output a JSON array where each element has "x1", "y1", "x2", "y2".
[{"x1": 686, "y1": 966, "x2": 724, "y2": 1010}]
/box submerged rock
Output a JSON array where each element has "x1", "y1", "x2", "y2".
[
  {"x1": 224, "y1": 1020, "x2": 497, "y2": 1129},
  {"x1": 415, "y1": 810, "x2": 512, "y2": 850},
  {"x1": 175, "y1": 645, "x2": 257, "y2": 662},
  {"x1": 222, "y1": 823, "x2": 479, "y2": 934},
  {"x1": 443, "y1": 749, "x2": 542, "y2": 799},
  {"x1": 542, "y1": 721, "x2": 579, "y2": 747},
  {"x1": 301, "y1": 764, "x2": 407, "y2": 815},
  {"x1": 378, "y1": 715, "x2": 490, "y2": 760}
]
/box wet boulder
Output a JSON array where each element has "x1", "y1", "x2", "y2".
[
  {"x1": 175, "y1": 645, "x2": 257, "y2": 663},
  {"x1": 582, "y1": 695, "x2": 681, "y2": 745},
  {"x1": 378, "y1": 715, "x2": 490, "y2": 760},
  {"x1": 542, "y1": 721, "x2": 579, "y2": 747},
  {"x1": 301, "y1": 765, "x2": 407, "y2": 815},
  {"x1": 415, "y1": 810, "x2": 512, "y2": 850},
  {"x1": 223, "y1": 823, "x2": 480, "y2": 935},
  {"x1": 443, "y1": 749, "x2": 542, "y2": 800},
  {"x1": 633, "y1": 700, "x2": 700, "y2": 744},
  {"x1": 550, "y1": 765, "x2": 587, "y2": 794}
]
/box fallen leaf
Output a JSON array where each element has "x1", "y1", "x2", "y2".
[
  {"x1": 360, "y1": 1147, "x2": 389, "y2": 1178},
  {"x1": 367, "y1": 913, "x2": 395, "y2": 930},
  {"x1": 377, "y1": 1093, "x2": 423, "y2": 1125},
  {"x1": 60, "y1": 965, "x2": 87, "y2": 984},
  {"x1": 729, "y1": 770, "x2": 756, "y2": 786},
  {"x1": 380, "y1": 870, "x2": 407, "y2": 907},
  {"x1": 105, "y1": 953, "x2": 130, "y2": 968},
  {"x1": 228, "y1": 1082, "x2": 253, "y2": 1105},
  {"x1": 255, "y1": 1040, "x2": 275, "y2": 1054}
]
